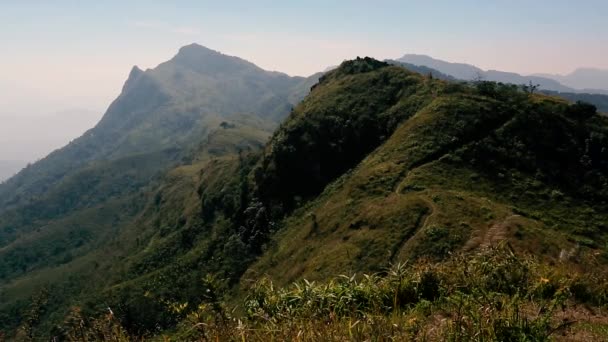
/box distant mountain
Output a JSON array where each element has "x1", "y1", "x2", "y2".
[
  {"x1": 0, "y1": 44, "x2": 318, "y2": 212},
  {"x1": 398, "y1": 54, "x2": 608, "y2": 112},
  {"x1": 535, "y1": 68, "x2": 608, "y2": 94},
  {"x1": 387, "y1": 60, "x2": 457, "y2": 81},
  {"x1": 399, "y1": 54, "x2": 575, "y2": 93},
  {"x1": 397, "y1": 54, "x2": 483, "y2": 80}
]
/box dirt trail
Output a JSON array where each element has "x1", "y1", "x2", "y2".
[
  {"x1": 390, "y1": 195, "x2": 437, "y2": 262},
  {"x1": 464, "y1": 214, "x2": 520, "y2": 251}
]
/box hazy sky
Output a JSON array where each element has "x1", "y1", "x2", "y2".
[{"x1": 1, "y1": 0, "x2": 607, "y2": 163}]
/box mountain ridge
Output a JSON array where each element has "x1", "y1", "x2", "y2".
[
  {"x1": 399, "y1": 53, "x2": 608, "y2": 94},
  {"x1": 0, "y1": 44, "x2": 319, "y2": 212},
  {"x1": 0, "y1": 44, "x2": 322, "y2": 336},
  {"x1": 535, "y1": 67, "x2": 608, "y2": 93}
]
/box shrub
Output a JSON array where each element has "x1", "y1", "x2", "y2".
[{"x1": 566, "y1": 101, "x2": 597, "y2": 120}]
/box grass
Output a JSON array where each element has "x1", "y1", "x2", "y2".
[
  {"x1": 48, "y1": 246, "x2": 608, "y2": 341},
  {"x1": 0, "y1": 117, "x2": 275, "y2": 338},
  {"x1": 249, "y1": 77, "x2": 608, "y2": 287}
]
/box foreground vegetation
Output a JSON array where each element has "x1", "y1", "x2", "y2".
[{"x1": 25, "y1": 246, "x2": 608, "y2": 341}]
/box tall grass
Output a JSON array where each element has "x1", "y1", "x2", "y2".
[{"x1": 49, "y1": 245, "x2": 608, "y2": 341}]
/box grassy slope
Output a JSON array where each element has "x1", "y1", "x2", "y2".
[
  {"x1": 0, "y1": 44, "x2": 320, "y2": 336},
  {"x1": 247, "y1": 66, "x2": 608, "y2": 287},
  {"x1": 0, "y1": 117, "x2": 275, "y2": 336}
]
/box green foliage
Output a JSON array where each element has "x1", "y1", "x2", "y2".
[
  {"x1": 249, "y1": 59, "x2": 608, "y2": 291},
  {"x1": 541, "y1": 90, "x2": 608, "y2": 113},
  {"x1": 0, "y1": 117, "x2": 275, "y2": 336},
  {"x1": 229, "y1": 247, "x2": 605, "y2": 341},
  {"x1": 412, "y1": 225, "x2": 468, "y2": 260},
  {"x1": 566, "y1": 100, "x2": 598, "y2": 120},
  {"x1": 254, "y1": 62, "x2": 430, "y2": 214},
  {"x1": 50, "y1": 307, "x2": 130, "y2": 342},
  {"x1": 54, "y1": 247, "x2": 608, "y2": 341}
]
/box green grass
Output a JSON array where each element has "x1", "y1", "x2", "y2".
[
  {"x1": 0, "y1": 117, "x2": 275, "y2": 338},
  {"x1": 50, "y1": 246, "x2": 608, "y2": 341},
  {"x1": 248, "y1": 71, "x2": 608, "y2": 288}
]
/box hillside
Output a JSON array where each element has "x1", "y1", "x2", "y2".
[
  {"x1": 3, "y1": 56, "x2": 608, "y2": 340},
  {"x1": 0, "y1": 45, "x2": 320, "y2": 337},
  {"x1": 0, "y1": 43, "x2": 319, "y2": 288},
  {"x1": 207, "y1": 59, "x2": 608, "y2": 341},
  {"x1": 541, "y1": 90, "x2": 608, "y2": 113},
  {"x1": 0, "y1": 114, "x2": 278, "y2": 337},
  {"x1": 248, "y1": 60, "x2": 608, "y2": 283}
]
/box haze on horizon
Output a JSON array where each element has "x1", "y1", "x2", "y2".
[{"x1": 1, "y1": 0, "x2": 607, "y2": 175}]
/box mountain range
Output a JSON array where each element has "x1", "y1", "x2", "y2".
[
  {"x1": 535, "y1": 68, "x2": 608, "y2": 92},
  {"x1": 398, "y1": 54, "x2": 608, "y2": 94},
  {"x1": 1, "y1": 45, "x2": 608, "y2": 340}
]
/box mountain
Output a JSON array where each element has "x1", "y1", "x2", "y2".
[
  {"x1": 536, "y1": 67, "x2": 608, "y2": 93},
  {"x1": 0, "y1": 44, "x2": 316, "y2": 212},
  {"x1": 216, "y1": 58, "x2": 608, "y2": 340},
  {"x1": 398, "y1": 54, "x2": 608, "y2": 113},
  {"x1": 387, "y1": 60, "x2": 457, "y2": 81},
  {"x1": 0, "y1": 44, "x2": 321, "y2": 336},
  {"x1": 399, "y1": 54, "x2": 575, "y2": 92},
  {"x1": 2, "y1": 53, "x2": 608, "y2": 340},
  {"x1": 0, "y1": 43, "x2": 318, "y2": 278},
  {"x1": 397, "y1": 54, "x2": 483, "y2": 80}
]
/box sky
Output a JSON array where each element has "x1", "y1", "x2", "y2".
[{"x1": 1, "y1": 0, "x2": 607, "y2": 166}]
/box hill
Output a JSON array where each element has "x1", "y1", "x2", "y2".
[
  {"x1": 3, "y1": 56, "x2": 608, "y2": 340},
  {"x1": 246, "y1": 59, "x2": 608, "y2": 283},
  {"x1": 541, "y1": 90, "x2": 608, "y2": 113},
  {"x1": 199, "y1": 58, "x2": 608, "y2": 341},
  {"x1": 0, "y1": 44, "x2": 320, "y2": 337}
]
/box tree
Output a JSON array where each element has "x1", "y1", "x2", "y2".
[
  {"x1": 522, "y1": 81, "x2": 540, "y2": 94},
  {"x1": 567, "y1": 101, "x2": 597, "y2": 121}
]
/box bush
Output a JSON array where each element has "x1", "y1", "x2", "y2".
[{"x1": 566, "y1": 101, "x2": 597, "y2": 120}]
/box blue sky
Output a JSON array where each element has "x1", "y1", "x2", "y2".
[
  {"x1": 0, "y1": 1, "x2": 607, "y2": 160},
  {"x1": 3, "y1": 2, "x2": 607, "y2": 90}
]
